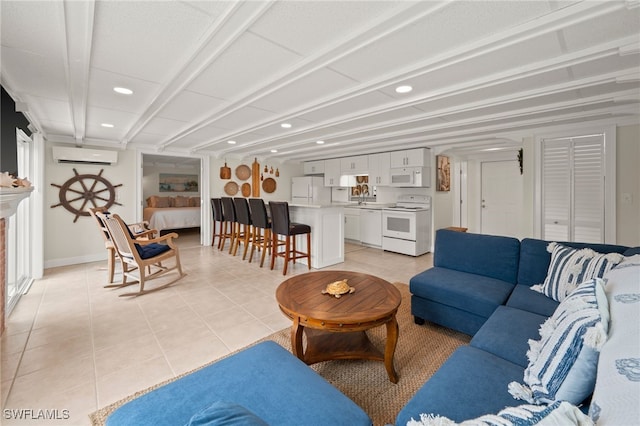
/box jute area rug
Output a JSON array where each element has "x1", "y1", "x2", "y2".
[{"x1": 90, "y1": 283, "x2": 470, "y2": 426}]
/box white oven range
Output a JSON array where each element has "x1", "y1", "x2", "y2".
[{"x1": 382, "y1": 195, "x2": 431, "y2": 256}]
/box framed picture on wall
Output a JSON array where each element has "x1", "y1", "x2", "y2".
[
  {"x1": 159, "y1": 173, "x2": 198, "y2": 192},
  {"x1": 436, "y1": 155, "x2": 450, "y2": 192}
]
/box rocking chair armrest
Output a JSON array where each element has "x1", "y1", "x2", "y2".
[
  {"x1": 135, "y1": 232, "x2": 179, "y2": 246},
  {"x1": 134, "y1": 229, "x2": 158, "y2": 239}
]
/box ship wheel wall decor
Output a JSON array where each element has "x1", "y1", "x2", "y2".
[{"x1": 51, "y1": 168, "x2": 123, "y2": 222}]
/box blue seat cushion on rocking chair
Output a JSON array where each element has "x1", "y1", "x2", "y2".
[{"x1": 135, "y1": 243, "x2": 170, "y2": 259}]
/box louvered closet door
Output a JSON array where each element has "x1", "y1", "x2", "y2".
[{"x1": 542, "y1": 136, "x2": 605, "y2": 243}]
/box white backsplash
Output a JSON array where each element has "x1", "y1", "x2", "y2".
[{"x1": 331, "y1": 185, "x2": 430, "y2": 204}]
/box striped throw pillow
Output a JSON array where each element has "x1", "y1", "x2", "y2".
[
  {"x1": 509, "y1": 278, "x2": 609, "y2": 405},
  {"x1": 531, "y1": 242, "x2": 623, "y2": 302}
]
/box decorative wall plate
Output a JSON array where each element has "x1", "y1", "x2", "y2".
[
  {"x1": 236, "y1": 164, "x2": 251, "y2": 181},
  {"x1": 262, "y1": 177, "x2": 276, "y2": 193},
  {"x1": 224, "y1": 181, "x2": 239, "y2": 196},
  {"x1": 241, "y1": 183, "x2": 251, "y2": 197}
]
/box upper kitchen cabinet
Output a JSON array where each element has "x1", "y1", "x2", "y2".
[
  {"x1": 390, "y1": 148, "x2": 431, "y2": 168},
  {"x1": 368, "y1": 152, "x2": 390, "y2": 186},
  {"x1": 340, "y1": 155, "x2": 368, "y2": 174},
  {"x1": 303, "y1": 160, "x2": 325, "y2": 175},
  {"x1": 324, "y1": 158, "x2": 341, "y2": 186}
]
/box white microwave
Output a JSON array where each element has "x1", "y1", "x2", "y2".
[{"x1": 389, "y1": 167, "x2": 430, "y2": 187}]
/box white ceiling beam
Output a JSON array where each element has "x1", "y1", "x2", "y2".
[
  {"x1": 187, "y1": 3, "x2": 635, "y2": 155},
  {"x1": 60, "y1": 0, "x2": 95, "y2": 146},
  {"x1": 160, "y1": 1, "x2": 447, "y2": 150},
  {"x1": 121, "y1": 1, "x2": 272, "y2": 147}
]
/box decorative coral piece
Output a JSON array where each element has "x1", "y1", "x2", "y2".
[{"x1": 0, "y1": 172, "x2": 16, "y2": 188}]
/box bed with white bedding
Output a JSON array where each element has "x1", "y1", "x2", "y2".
[{"x1": 143, "y1": 206, "x2": 201, "y2": 231}]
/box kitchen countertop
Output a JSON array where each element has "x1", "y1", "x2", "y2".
[{"x1": 288, "y1": 202, "x2": 395, "y2": 209}]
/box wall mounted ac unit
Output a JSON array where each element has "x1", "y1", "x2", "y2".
[{"x1": 52, "y1": 146, "x2": 118, "y2": 165}]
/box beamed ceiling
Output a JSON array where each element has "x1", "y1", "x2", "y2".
[{"x1": 1, "y1": 0, "x2": 639, "y2": 162}]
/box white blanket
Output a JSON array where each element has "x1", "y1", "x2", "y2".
[{"x1": 143, "y1": 207, "x2": 201, "y2": 231}]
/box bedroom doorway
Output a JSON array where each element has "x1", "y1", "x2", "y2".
[{"x1": 140, "y1": 153, "x2": 208, "y2": 246}]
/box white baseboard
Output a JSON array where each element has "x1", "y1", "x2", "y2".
[{"x1": 44, "y1": 253, "x2": 106, "y2": 269}]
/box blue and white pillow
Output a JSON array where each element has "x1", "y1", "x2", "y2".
[
  {"x1": 509, "y1": 278, "x2": 609, "y2": 405},
  {"x1": 532, "y1": 242, "x2": 623, "y2": 302},
  {"x1": 589, "y1": 257, "x2": 640, "y2": 425},
  {"x1": 406, "y1": 401, "x2": 593, "y2": 426}
]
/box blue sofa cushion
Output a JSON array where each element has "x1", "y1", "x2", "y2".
[
  {"x1": 410, "y1": 267, "x2": 514, "y2": 318},
  {"x1": 395, "y1": 346, "x2": 525, "y2": 425},
  {"x1": 433, "y1": 230, "x2": 520, "y2": 283},
  {"x1": 471, "y1": 306, "x2": 548, "y2": 368},
  {"x1": 185, "y1": 401, "x2": 267, "y2": 426},
  {"x1": 506, "y1": 285, "x2": 559, "y2": 317},
  {"x1": 517, "y1": 238, "x2": 628, "y2": 287},
  {"x1": 106, "y1": 341, "x2": 372, "y2": 426},
  {"x1": 623, "y1": 246, "x2": 640, "y2": 256}
]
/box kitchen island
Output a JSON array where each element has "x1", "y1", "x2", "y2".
[{"x1": 288, "y1": 204, "x2": 345, "y2": 269}]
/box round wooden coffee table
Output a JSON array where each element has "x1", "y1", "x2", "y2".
[{"x1": 276, "y1": 270, "x2": 402, "y2": 383}]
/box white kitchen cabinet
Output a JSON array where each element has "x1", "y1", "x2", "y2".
[
  {"x1": 390, "y1": 148, "x2": 430, "y2": 168},
  {"x1": 344, "y1": 207, "x2": 361, "y2": 241},
  {"x1": 303, "y1": 160, "x2": 324, "y2": 175},
  {"x1": 340, "y1": 155, "x2": 368, "y2": 174},
  {"x1": 324, "y1": 158, "x2": 341, "y2": 186},
  {"x1": 360, "y1": 208, "x2": 382, "y2": 246},
  {"x1": 368, "y1": 152, "x2": 390, "y2": 186}
]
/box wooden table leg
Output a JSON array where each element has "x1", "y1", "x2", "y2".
[
  {"x1": 291, "y1": 316, "x2": 304, "y2": 360},
  {"x1": 384, "y1": 315, "x2": 399, "y2": 383}
]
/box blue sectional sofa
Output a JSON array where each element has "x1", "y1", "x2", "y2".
[{"x1": 396, "y1": 229, "x2": 635, "y2": 424}]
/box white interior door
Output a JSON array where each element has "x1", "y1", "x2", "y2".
[{"x1": 481, "y1": 160, "x2": 523, "y2": 238}]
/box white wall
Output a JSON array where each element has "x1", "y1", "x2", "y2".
[
  {"x1": 458, "y1": 124, "x2": 640, "y2": 246},
  {"x1": 616, "y1": 124, "x2": 640, "y2": 247},
  {"x1": 44, "y1": 145, "x2": 137, "y2": 267}
]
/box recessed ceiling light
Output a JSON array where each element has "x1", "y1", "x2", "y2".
[
  {"x1": 316, "y1": 140, "x2": 325, "y2": 144},
  {"x1": 227, "y1": 140, "x2": 236, "y2": 144},
  {"x1": 270, "y1": 149, "x2": 278, "y2": 153},
  {"x1": 280, "y1": 123, "x2": 292, "y2": 129},
  {"x1": 101, "y1": 123, "x2": 114, "y2": 128},
  {"x1": 113, "y1": 87, "x2": 133, "y2": 95},
  {"x1": 395, "y1": 85, "x2": 413, "y2": 94}
]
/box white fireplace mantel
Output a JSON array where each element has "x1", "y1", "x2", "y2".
[{"x1": 0, "y1": 187, "x2": 34, "y2": 219}]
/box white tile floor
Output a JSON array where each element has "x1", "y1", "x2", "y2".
[{"x1": 1, "y1": 230, "x2": 432, "y2": 425}]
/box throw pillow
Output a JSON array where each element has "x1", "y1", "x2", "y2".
[
  {"x1": 175, "y1": 195, "x2": 190, "y2": 207},
  {"x1": 406, "y1": 401, "x2": 593, "y2": 426},
  {"x1": 155, "y1": 196, "x2": 172, "y2": 208},
  {"x1": 185, "y1": 401, "x2": 268, "y2": 426},
  {"x1": 189, "y1": 196, "x2": 201, "y2": 207},
  {"x1": 509, "y1": 278, "x2": 609, "y2": 405},
  {"x1": 531, "y1": 242, "x2": 623, "y2": 302}
]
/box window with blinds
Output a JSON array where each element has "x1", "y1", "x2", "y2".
[{"x1": 542, "y1": 135, "x2": 604, "y2": 243}]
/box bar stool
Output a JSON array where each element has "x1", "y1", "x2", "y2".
[
  {"x1": 248, "y1": 198, "x2": 272, "y2": 267},
  {"x1": 220, "y1": 197, "x2": 237, "y2": 253},
  {"x1": 210, "y1": 198, "x2": 225, "y2": 249},
  {"x1": 269, "y1": 201, "x2": 311, "y2": 275},
  {"x1": 232, "y1": 198, "x2": 252, "y2": 259}
]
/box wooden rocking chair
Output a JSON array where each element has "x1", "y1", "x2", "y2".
[
  {"x1": 97, "y1": 212, "x2": 185, "y2": 296},
  {"x1": 88, "y1": 207, "x2": 156, "y2": 283}
]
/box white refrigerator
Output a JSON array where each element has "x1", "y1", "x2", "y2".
[{"x1": 291, "y1": 176, "x2": 331, "y2": 205}]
